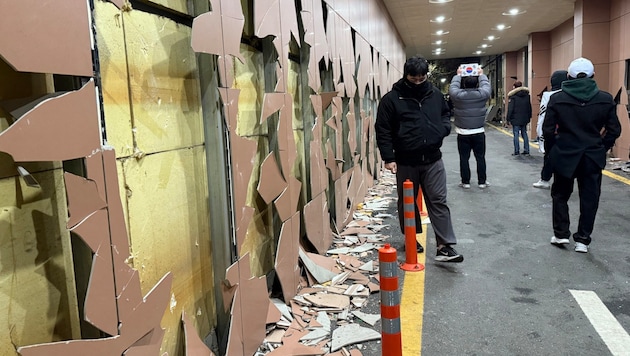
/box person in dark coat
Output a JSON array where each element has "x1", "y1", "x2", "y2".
[
  {"x1": 506, "y1": 81, "x2": 532, "y2": 155},
  {"x1": 449, "y1": 67, "x2": 492, "y2": 189},
  {"x1": 375, "y1": 56, "x2": 463, "y2": 262},
  {"x1": 543, "y1": 57, "x2": 622, "y2": 253}
]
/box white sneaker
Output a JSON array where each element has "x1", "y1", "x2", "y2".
[
  {"x1": 575, "y1": 242, "x2": 589, "y2": 253},
  {"x1": 550, "y1": 236, "x2": 570, "y2": 245},
  {"x1": 458, "y1": 182, "x2": 471, "y2": 189},
  {"x1": 533, "y1": 179, "x2": 550, "y2": 189},
  {"x1": 478, "y1": 182, "x2": 490, "y2": 189}
]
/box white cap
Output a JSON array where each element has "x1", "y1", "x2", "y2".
[{"x1": 568, "y1": 57, "x2": 594, "y2": 78}]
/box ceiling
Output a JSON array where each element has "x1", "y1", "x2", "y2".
[{"x1": 380, "y1": 0, "x2": 576, "y2": 60}]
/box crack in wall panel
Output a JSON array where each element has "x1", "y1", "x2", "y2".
[
  {"x1": 258, "y1": 152, "x2": 288, "y2": 204},
  {"x1": 64, "y1": 173, "x2": 107, "y2": 229}
]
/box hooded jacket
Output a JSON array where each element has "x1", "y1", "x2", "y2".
[
  {"x1": 375, "y1": 78, "x2": 452, "y2": 165},
  {"x1": 542, "y1": 78, "x2": 621, "y2": 177},
  {"x1": 536, "y1": 70, "x2": 568, "y2": 138},
  {"x1": 449, "y1": 74, "x2": 492, "y2": 131},
  {"x1": 506, "y1": 86, "x2": 532, "y2": 126}
]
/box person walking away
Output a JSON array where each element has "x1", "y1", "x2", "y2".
[
  {"x1": 533, "y1": 70, "x2": 567, "y2": 189},
  {"x1": 375, "y1": 56, "x2": 463, "y2": 262},
  {"x1": 449, "y1": 66, "x2": 492, "y2": 189},
  {"x1": 543, "y1": 57, "x2": 621, "y2": 253},
  {"x1": 506, "y1": 81, "x2": 532, "y2": 155}
]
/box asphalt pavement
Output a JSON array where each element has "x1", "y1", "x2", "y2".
[{"x1": 362, "y1": 121, "x2": 630, "y2": 356}]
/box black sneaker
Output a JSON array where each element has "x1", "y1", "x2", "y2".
[{"x1": 436, "y1": 245, "x2": 463, "y2": 262}]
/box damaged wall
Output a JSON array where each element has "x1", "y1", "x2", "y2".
[{"x1": 0, "y1": 0, "x2": 404, "y2": 355}]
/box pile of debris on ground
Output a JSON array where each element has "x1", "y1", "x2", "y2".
[
  {"x1": 254, "y1": 173, "x2": 399, "y2": 355},
  {"x1": 607, "y1": 157, "x2": 630, "y2": 173}
]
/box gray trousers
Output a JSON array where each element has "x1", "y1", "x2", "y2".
[{"x1": 396, "y1": 159, "x2": 457, "y2": 246}]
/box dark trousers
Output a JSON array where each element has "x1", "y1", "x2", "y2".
[
  {"x1": 551, "y1": 157, "x2": 602, "y2": 245},
  {"x1": 541, "y1": 151, "x2": 553, "y2": 181},
  {"x1": 395, "y1": 160, "x2": 457, "y2": 246},
  {"x1": 457, "y1": 133, "x2": 487, "y2": 184}
]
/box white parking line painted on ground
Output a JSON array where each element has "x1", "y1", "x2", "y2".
[{"x1": 570, "y1": 289, "x2": 630, "y2": 356}]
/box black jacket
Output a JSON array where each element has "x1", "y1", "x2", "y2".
[
  {"x1": 375, "y1": 79, "x2": 452, "y2": 165},
  {"x1": 506, "y1": 87, "x2": 532, "y2": 126},
  {"x1": 542, "y1": 78, "x2": 621, "y2": 178}
]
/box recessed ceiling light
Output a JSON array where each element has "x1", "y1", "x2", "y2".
[
  {"x1": 478, "y1": 44, "x2": 492, "y2": 48},
  {"x1": 502, "y1": 8, "x2": 527, "y2": 16},
  {"x1": 434, "y1": 40, "x2": 445, "y2": 45},
  {"x1": 429, "y1": 0, "x2": 453, "y2": 3},
  {"x1": 485, "y1": 35, "x2": 498, "y2": 41},
  {"x1": 430, "y1": 16, "x2": 452, "y2": 23},
  {"x1": 474, "y1": 50, "x2": 485, "y2": 55},
  {"x1": 493, "y1": 24, "x2": 511, "y2": 31},
  {"x1": 434, "y1": 30, "x2": 450, "y2": 36}
]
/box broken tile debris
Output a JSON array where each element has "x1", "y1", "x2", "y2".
[{"x1": 252, "y1": 173, "x2": 403, "y2": 355}]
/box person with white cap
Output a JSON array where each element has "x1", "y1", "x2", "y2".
[{"x1": 543, "y1": 57, "x2": 622, "y2": 253}]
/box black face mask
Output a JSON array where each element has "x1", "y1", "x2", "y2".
[
  {"x1": 405, "y1": 78, "x2": 427, "y2": 89},
  {"x1": 404, "y1": 78, "x2": 430, "y2": 99}
]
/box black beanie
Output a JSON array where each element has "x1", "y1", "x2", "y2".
[{"x1": 550, "y1": 70, "x2": 568, "y2": 90}]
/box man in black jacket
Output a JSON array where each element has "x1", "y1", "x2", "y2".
[
  {"x1": 375, "y1": 56, "x2": 462, "y2": 262},
  {"x1": 543, "y1": 57, "x2": 621, "y2": 253}
]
